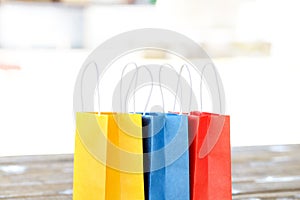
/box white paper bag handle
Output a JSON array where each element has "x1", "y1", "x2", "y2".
[
  {"x1": 120, "y1": 62, "x2": 138, "y2": 113},
  {"x1": 173, "y1": 64, "x2": 193, "y2": 114},
  {"x1": 158, "y1": 63, "x2": 178, "y2": 113},
  {"x1": 123, "y1": 64, "x2": 154, "y2": 115},
  {"x1": 200, "y1": 63, "x2": 222, "y2": 113},
  {"x1": 80, "y1": 61, "x2": 101, "y2": 115}
]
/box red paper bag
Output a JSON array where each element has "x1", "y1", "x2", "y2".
[{"x1": 189, "y1": 111, "x2": 231, "y2": 200}]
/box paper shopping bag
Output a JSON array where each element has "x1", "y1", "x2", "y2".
[
  {"x1": 142, "y1": 113, "x2": 190, "y2": 200},
  {"x1": 73, "y1": 112, "x2": 144, "y2": 200},
  {"x1": 189, "y1": 112, "x2": 231, "y2": 200}
]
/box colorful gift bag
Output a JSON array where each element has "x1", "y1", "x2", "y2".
[
  {"x1": 142, "y1": 112, "x2": 190, "y2": 200},
  {"x1": 73, "y1": 112, "x2": 145, "y2": 200},
  {"x1": 189, "y1": 111, "x2": 231, "y2": 200}
]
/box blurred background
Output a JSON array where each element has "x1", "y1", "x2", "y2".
[{"x1": 0, "y1": 0, "x2": 300, "y2": 156}]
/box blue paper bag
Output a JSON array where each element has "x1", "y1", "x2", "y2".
[{"x1": 142, "y1": 113, "x2": 190, "y2": 200}]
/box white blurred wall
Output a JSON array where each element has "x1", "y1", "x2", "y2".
[{"x1": 0, "y1": 3, "x2": 83, "y2": 48}]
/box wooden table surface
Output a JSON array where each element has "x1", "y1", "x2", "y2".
[{"x1": 0, "y1": 145, "x2": 300, "y2": 199}]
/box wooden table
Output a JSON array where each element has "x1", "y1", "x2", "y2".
[{"x1": 0, "y1": 145, "x2": 300, "y2": 199}]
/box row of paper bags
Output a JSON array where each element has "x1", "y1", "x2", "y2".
[{"x1": 73, "y1": 111, "x2": 231, "y2": 200}]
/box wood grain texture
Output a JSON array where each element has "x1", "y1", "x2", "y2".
[
  {"x1": 0, "y1": 155, "x2": 73, "y2": 200},
  {"x1": 0, "y1": 145, "x2": 300, "y2": 199},
  {"x1": 232, "y1": 145, "x2": 300, "y2": 199}
]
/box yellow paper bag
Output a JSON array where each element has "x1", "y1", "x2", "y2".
[{"x1": 73, "y1": 112, "x2": 144, "y2": 200}]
